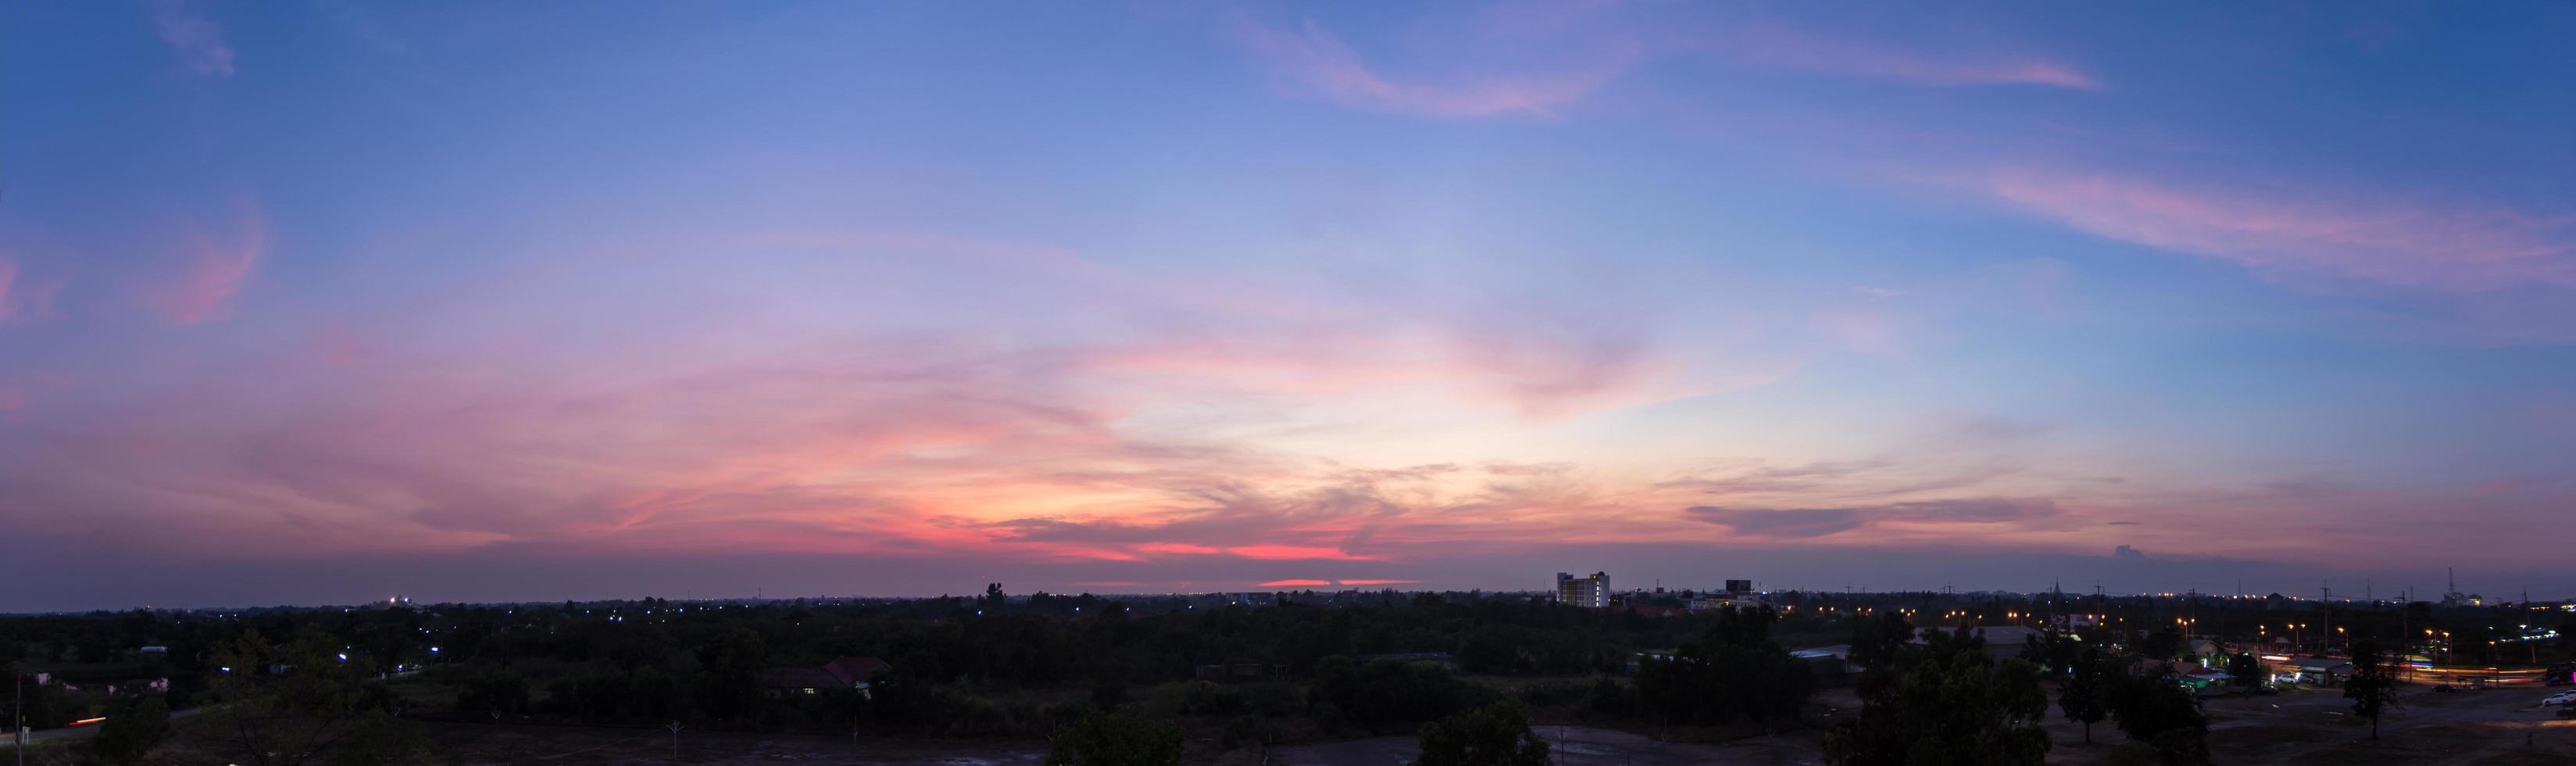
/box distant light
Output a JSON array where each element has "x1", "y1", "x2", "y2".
[
  {"x1": 428, "y1": 646, "x2": 439, "y2": 653},
  {"x1": 336, "y1": 653, "x2": 348, "y2": 661}
]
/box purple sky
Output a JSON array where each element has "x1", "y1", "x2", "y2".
[{"x1": 3, "y1": 2, "x2": 2573, "y2": 610}]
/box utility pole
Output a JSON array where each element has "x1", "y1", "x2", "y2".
[
  {"x1": 16, "y1": 670, "x2": 23, "y2": 766},
  {"x1": 668, "y1": 721, "x2": 684, "y2": 763},
  {"x1": 2321, "y1": 585, "x2": 2331, "y2": 656}
]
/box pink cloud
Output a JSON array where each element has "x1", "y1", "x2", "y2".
[
  {"x1": 1986, "y1": 169, "x2": 2576, "y2": 290},
  {"x1": 1238, "y1": 17, "x2": 1638, "y2": 119},
  {"x1": 151, "y1": 0, "x2": 236, "y2": 78},
  {"x1": 5, "y1": 227, "x2": 2339, "y2": 578},
  {"x1": 1716, "y1": 25, "x2": 2101, "y2": 90},
  {"x1": 1335, "y1": 578, "x2": 1419, "y2": 585},
  {"x1": 152, "y1": 216, "x2": 265, "y2": 324},
  {"x1": 1258, "y1": 578, "x2": 1332, "y2": 587},
  {"x1": 1227, "y1": 545, "x2": 1374, "y2": 560},
  {"x1": 1136, "y1": 542, "x2": 1224, "y2": 556}
]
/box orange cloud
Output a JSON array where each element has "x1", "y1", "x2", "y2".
[{"x1": 1227, "y1": 545, "x2": 1372, "y2": 560}]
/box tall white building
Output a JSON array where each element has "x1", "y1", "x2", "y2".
[{"x1": 1556, "y1": 571, "x2": 1610, "y2": 608}]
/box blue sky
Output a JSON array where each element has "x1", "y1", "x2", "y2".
[{"x1": 2, "y1": 1, "x2": 2572, "y2": 610}]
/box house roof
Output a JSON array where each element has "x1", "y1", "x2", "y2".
[
  {"x1": 1915, "y1": 625, "x2": 2045, "y2": 653},
  {"x1": 761, "y1": 667, "x2": 843, "y2": 689},
  {"x1": 824, "y1": 656, "x2": 891, "y2": 685}
]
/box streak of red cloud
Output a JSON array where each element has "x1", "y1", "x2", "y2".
[
  {"x1": 154, "y1": 217, "x2": 265, "y2": 324},
  {"x1": 1986, "y1": 170, "x2": 2575, "y2": 290},
  {"x1": 1335, "y1": 579, "x2": 1419, "y2": 585},
  {"x1": 1227, "y1": 545, "x2": 1373, "y2": 560},
  {"x1": 1259, "y1": 579, "x2": 1332, "y2": 587},
  {"x1": 1136, "y1": 542, "x2": 1225, "y2": 556}
]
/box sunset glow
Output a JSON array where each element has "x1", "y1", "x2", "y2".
[{"x1": 4, "y1": 2, "x2": 2574, "y2": 610}]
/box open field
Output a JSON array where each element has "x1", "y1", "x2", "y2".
[
  {"x1": 22, "y1": 680, "x2": 2567, "y2": 765},
  {"x1": 2045, "y1": 683, "x2": 2576, "y2": 765}
]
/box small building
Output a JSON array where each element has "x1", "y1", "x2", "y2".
[
  {"x1": 824, "y1": 656, "x2": 891, "y2": 689},
  {"x1": 2182, "y1": 671, "x2": 2234, "y2": 689},
  {"x1": 761, "y1": 667, "x2": 845, "y2": 699},
  {"x1": 1556, "y1": 572, "x2": 1611, "y2": 608},
  {"x1": 2274, "y1": 657, "x2": 2353, "y2": 685},
  {"x1": 763, "y1": 656, "x2": 894, "y2": 699},
  {"x1": 1792, "y1": 646, "x2": 1854, "y2": 686}
]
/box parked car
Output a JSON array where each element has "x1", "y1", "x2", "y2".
[
  {"x1": 2432, "y1": 683, "x2": 2456, "y2": 693},
  {"x1": 2251, "y1": 684, "x2": 2281, "y2": 696},
  {"x1": 2542, "y1": 691, "x2": 2576, "y2": 707}
]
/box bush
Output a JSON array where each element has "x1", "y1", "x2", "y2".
[
  {"x1": 1309, "y1": 656, "x2": 1485, "y2": 732},
  {"x1": 1046, "y1": 704, "x2": 1183, "y2": 766},
  {"x1": 1415, "y1": 700, "x2": 1550, "y2": 766},
  {"x1": 1182, "y1": 680, "x2": 1247, "y2": 715},
  {"x1": 1584, "y1": 677, "x2": 1637, "y2": 719},
  {"x1": 1511, "y1": 679, "x2": 1588, "y2": 707}
]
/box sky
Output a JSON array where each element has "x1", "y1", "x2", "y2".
[{"x1": 4, "y1": 2, "x2": 2574, "y2": 611}]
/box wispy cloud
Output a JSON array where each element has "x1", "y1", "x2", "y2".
[
  {"x1": 1686, "y1": 497, "x2": 2067, "y2": 540},
  {"x1": 1237, "y1": 16, "x2": 1638, "y2": 119},
  {"x1": 1714, "y1": 25, "x2": 2101, "y2": 90},
  {"x1": 0, "y1": 258, "x2": 16, "y2": 322},
  {"x1": 151, "y1": 215, "x2": 264, "y2": 324},
  {"x1": 151, "y1": 0, "x2": 236, "y2": 78},
  {"x1": 1985, "y1": 169, "x2": 2576, "y2": 291}
]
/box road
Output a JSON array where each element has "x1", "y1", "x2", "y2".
[{"x1": 7, "y1": 706, "x2": 203, "y2": 746}]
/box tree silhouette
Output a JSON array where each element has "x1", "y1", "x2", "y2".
[
  {"x1": 2344, "y1": 640, "x2": 2399, "y2": 740},
  {"x1": 2057, "y1": 648, "x2": 2110, "y2": 744}
]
